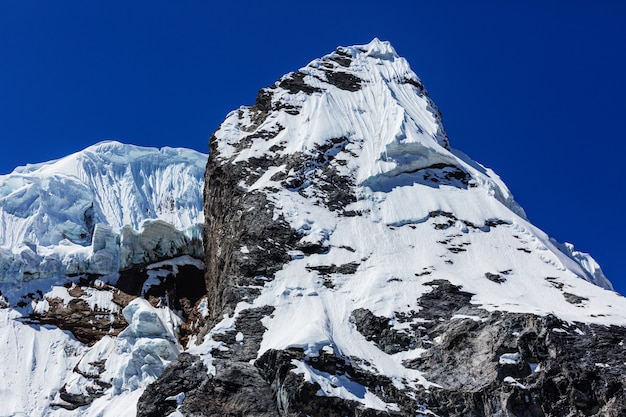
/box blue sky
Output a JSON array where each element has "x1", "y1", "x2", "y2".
[{"x1": 1, "y1": 1, "x2": 625, "y2": 294}]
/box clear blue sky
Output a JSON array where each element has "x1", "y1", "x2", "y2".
[{"x1": 1, "y1": 1, "x2": 625, "y2": 294}]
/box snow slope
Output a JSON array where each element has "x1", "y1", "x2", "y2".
[{"x1": 0, "y1": 296, "x2": 183, "y2": 417}]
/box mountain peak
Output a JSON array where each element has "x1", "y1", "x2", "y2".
[
  {"x1": 354, "y1": 37, "x2": 399, "y2": 59},
  {"x1": 150, "y1": 40, "x2": 626, "y2": 416},
  {"x1": 206, "y1": 40, "x2": 625, "y2": 323}
]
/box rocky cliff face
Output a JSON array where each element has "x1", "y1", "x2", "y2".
[{"x1": 138, "y1": 39, "x2": 626, "y2": 416}]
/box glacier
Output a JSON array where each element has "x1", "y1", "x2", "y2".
[{"x1": 0, "y1": 141, "x2": 207, "y2": 417}]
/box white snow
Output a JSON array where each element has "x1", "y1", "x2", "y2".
[
  {"x1": 1, "y1": 141, "x2": 206, "y2": 246},
  {"x1": 503, "y1": 376, "x2": 527, "y2": 389},
  {"x1": 55, "y1": 299, "x2": 181, "y2": 417},
  {"x1": 499, "y1": 352, "x2": 521, "y2": 365},
  {"x1": 0, "y1": 309, "x2": 86, "y2": 417}
]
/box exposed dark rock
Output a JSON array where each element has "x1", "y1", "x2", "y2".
[
  {"x1": 203, "y1": 136, "x2": 301, "y2": 322},
  {"x1": 271, "y1": 137, "x2": 357, "y2": 213},
  {"x1": 324, "y1": 70, "x2": 363, "y2": 91},
  {"x1": 256, "y1": 348, "x2": 409, "y2": 416},
  {"x1": 139, "y1": 304, "x2": 279, "y2": 416},
  {"x1": 25, "y1": 277, "x2": 129, "y2": 346},
  {"x1": 485, "y1": 272, "x2": 506, "y2": 284},
  {"x1": 137, "y1": 353, "x2": 214, "y2": 417},
  {"x1": 563, "y1": 292, "x2": 589, "y2": 305},
  {"x1": 545, "y1": 276, "x2": 564, "y2": 290},
  {"x1": 253, "y1": 88, "x2": 273, "y2": 113},
  {"x1": 390, "y1": 279, "x2": 626, "y2": 417},
  {"x1": 306, "y1": 262, "x2": 360, "y2": 276},
  {"x1": 329, "y1": 48, "x2": 352, "y2": 67},
  {"x1": 56, "y1": 386, "x2": 93, "y2": 410},
  {"x1": 419, "y1": 279, "x2": 476, "y2": 320},
  {"x1": 279, "y1": 72, "x2": 323, "y2": 95},
  {"x1": 352, "y1": 308, "x2": 412, "y2": 354},
  {"x1": 402, "y1": 77, "x2": 425, "y2": 91},
  {"x1": 447, "y1": 246, "x2": 467, "y2": 253},
  {"x1": 484, "y1": 218, "x2": 511, "y2": 228}
]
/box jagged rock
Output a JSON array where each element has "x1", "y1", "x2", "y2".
[
  {"x1": 351, "y1": 308, "x2": 413, "y2": 354},
  {"x1": 203, "y1": 142, "x2": 300, "y2": 322},
  {"x1": 138, "y1": 306, "x2": 280, "y2": 416},
  {"x1": 255, "y1": 348, "x2": 410, "y2": 417},
  {"x1": 399, "y1": 280, "x2": 626, "y2": 417}
]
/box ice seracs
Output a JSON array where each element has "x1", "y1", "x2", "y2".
[
  {"x1": 0, "y1": 140, "x2": 207, "y2": 281},
  {"x1": 0, "y1": 141, "x2": 207, "y2": 417},
  {"x1": 0, "y1": 140, "x2": 205, "y2": 247}
]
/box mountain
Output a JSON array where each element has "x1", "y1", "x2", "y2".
[
  {"x1": 140, "y1": 39, "x2": 626, "y2": 416},
  {"x1": 1, "y1": 40, "x2": 625, "y2": 417}
]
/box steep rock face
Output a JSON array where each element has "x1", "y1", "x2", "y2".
[{"x1": 141, "y1": 39, "x2": 626, "y2": 416}]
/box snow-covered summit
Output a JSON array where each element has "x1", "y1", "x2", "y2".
[
  {"x1": 1, "y1": 140, "x2": 206, "y2": 249},
  {"x1": 212, "y1": 38, "x2": 613, "y2": 294},
  {"x1": 216, "y1": 38, "x2": 528, "y2": 218}
]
